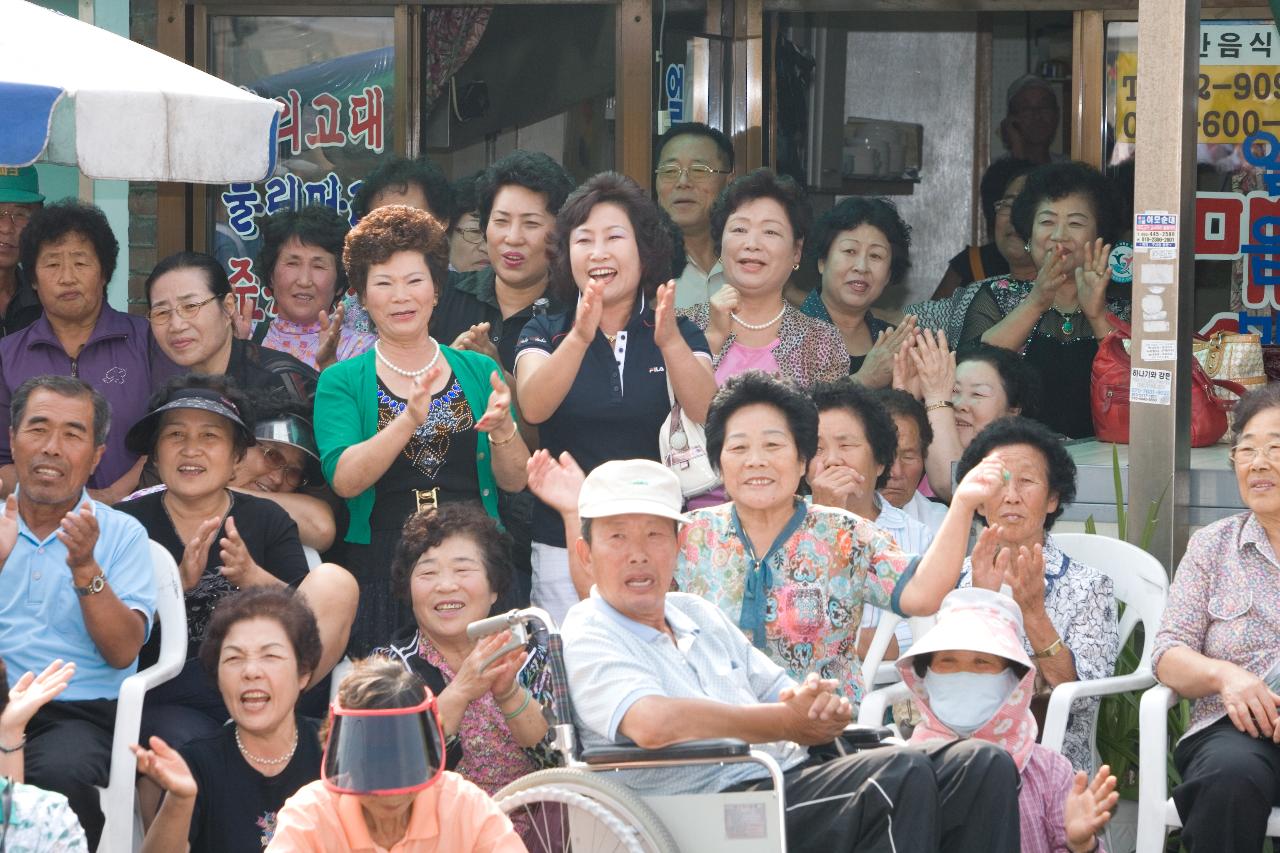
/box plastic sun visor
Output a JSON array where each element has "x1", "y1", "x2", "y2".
[{"x1": 321, "y1": 695, "x2": 446, "y2": 796}]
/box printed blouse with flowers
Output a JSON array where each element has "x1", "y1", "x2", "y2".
[
  {"x1": 674, "y1": 500, "x2": 920, "y2": 706},
  {"x1": 259, "y1": 316, "x2": 376, "y2": 370}
]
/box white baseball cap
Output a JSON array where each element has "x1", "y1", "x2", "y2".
[{"x1": 578, "y1": 459, "x2": 689, "y2": 523}]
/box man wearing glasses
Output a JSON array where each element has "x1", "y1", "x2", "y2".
[
  {"x1": 654, "y1": 123, "x2": 734, "y2": 309},
  {"x1": 0, "y1": 167, "x2": 45, "y2": 337}
]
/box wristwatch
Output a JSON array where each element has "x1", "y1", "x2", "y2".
[{"x1": 74, "y1": 572, "x2": 106, "y2": 597}]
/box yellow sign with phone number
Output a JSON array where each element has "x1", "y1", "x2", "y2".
[{"x1": 1116, "y1": 23, "x2": 1280, "y2": 144}]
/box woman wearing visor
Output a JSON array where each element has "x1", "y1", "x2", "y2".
[
  {"x1": 230, "y1": 395, "x2": 338, "y2": 552},
  {"x1": 132, "y1": 588, "x2": 324, "y2": 853},
  {"x1": 269, "y1": 658, "x2": 525, "y2": 852},
  {"x1": 116, "y1": 376, "x2": 357, "y2": 751}
]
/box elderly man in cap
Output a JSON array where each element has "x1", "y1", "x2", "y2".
[
  {"x1": 1001, "y1": 75, "x2": 1063, "y2": 165},
  {"x1": 560, "y1": 458, "x2": 1021, "y2": 853},
  {"x1": 0, "y1": 166, "x2": 44, "y2": 337}
]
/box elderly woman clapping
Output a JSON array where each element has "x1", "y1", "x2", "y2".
[
  {"x1": 956, "y1": 416, "x2": 1118, "y2": 771},
  {"x1": 1152, "y1": 384, "x2": 1280, "y2": 853}
]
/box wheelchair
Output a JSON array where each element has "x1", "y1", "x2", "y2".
[{"x1": 473, "y1": 607, "x2": 892, "y2": 853}]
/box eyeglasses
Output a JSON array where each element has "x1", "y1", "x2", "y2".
[
  {"x1": 454, "y1": 225, "x2": 484, "y2": 245},
  {"x1": 261, "y1": 445, "x2": 308, "y2": 487},
  {"x1": 147, "y1": 295, "x2": 221, "y2": 326},
  {"x1": 0, "y1": 208, "x2": 32, "y2": 228},
  {"x1": 654, "y1": 164, "x2": 730, "y2": 185},
  {"x1": 1229, "y1": 443, "x2": 1280, "y2": 466}
]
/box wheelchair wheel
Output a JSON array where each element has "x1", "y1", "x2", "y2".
[{"x1": 496, "y1": 768, "x2": 680, "y2": 853}]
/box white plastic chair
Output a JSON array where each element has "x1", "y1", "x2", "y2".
[
  {"x1": 1135, "y1": 686, "x2": 1280, "y2": 851},
  {"x1": 96, "y1": 541, "x2": 188, "y2": 853},
  {"x1": 859, "y1": 612, "x2": 938, "y2": 691}
]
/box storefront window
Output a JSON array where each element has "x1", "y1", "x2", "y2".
[{"x1": 207, "y1": 14, "x2": 394, "y2": 322}]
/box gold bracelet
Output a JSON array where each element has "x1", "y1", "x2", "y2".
[
  {"x1": 1033, "y1": 637, "x2": 1064, "y2": 659},
  {"x1": 925, "y1": 400, "x2": 954, "y2": 413},
  {"x1": 490, "y1": 421, "x2": 519, "y2": 446}
]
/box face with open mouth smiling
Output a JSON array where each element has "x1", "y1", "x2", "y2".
[
  {"x1": 818, "y1": 223, "x2": 893, "y2": 314},
  {"x1": 569, "y1": 202, "x2": 642, "y2": 308},
  {"x1": 410, "y1": 534, "x2": 498, "y2": 645},
  {"x1": 217, "y1": 616, "x2": 309, "y2": 737},
  {"x1": 720, "y1": 196, "x2": 802, "y2": 301},
  {"x1": 155, "y1": 409, "x2": 239, "y2": 501},
  {"x1": 362, "y1": 250, "x2": 436, "y2": 343},
  {"x1": 1233, "y1": 407, "x2": 1280, "y2": 520},
  {"x1": 719, "y1": 402, "x2": 807, "y2": 514},
  {"x1": 952, "y1": 359, "x2": 1017, "y2": 449}
]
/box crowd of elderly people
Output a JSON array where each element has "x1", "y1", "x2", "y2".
[{"x1": 0, "y1": 112, "x2": 1270, "y2": 853}]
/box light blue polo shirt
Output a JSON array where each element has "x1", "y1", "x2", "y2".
[
  {"x1": 0, "y1": 490, "x2": 155, "y2": 701},
  {"x1": 562, "y1": 589, "x2": 808, "y2": 796}
]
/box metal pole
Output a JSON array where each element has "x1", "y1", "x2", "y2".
[{"x1": 1128, "y1": 0, "x2": 1200, "y2": 570}]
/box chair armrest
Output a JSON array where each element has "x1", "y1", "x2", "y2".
[
  {"x1": 857, "y1": 682, "x2": 912, "y2": 727},
  {"x1": 581, "y1": 738, "x2": 750, "y2": 765},
  {"x1": 1041, "y1": 669, "x2": 1156, "y2": 753},
  {"x1": 1135, "y1": 684, "x2": 1180, "y2": 852}
]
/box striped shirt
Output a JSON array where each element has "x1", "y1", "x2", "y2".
[{"x1": 562, "y1": 590, "x2": 807, "y2": 795}]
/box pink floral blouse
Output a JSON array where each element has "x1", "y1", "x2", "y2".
[{"x1": 260, "y1": 317, "x2": 376, "y2": 370}]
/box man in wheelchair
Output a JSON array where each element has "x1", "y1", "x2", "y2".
[{"x1": 560, "y1": 459, "x2": 1021, "y2": 852}]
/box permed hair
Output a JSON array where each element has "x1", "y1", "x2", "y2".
[
  {"x1": 198, "y1": 587, "x2": 323, "y2": 682},
  {"x1": 810, "y1": 378, "x2": 899, "y2": 490},
  {"x1": 342, "y1": 205, "x2": 450, "y2": 301},
  {"x1": 807, "y1": 196, "x2": 911, "y2": 288},
  {"x1": 1010, "y1": 161, "x2": 1124, "y2": 247},
  {"x1": 710, "y1": 168, "x2": 812, "y2": 256},
  {"x1": 255, "y1": 205, "x2": 351, "y2": 306},
  {"x1": 956, "y1": 342, "x2": 1042, "y2": 420},
  {"x1": 19, "y1": 200, "x2": 119, "y2": 287},
  {"x1": 353, "y1": 157, "x2": 454, "y2": 221},
  {"x1": 475, "y1": 151, "x2": 576, "y2": 231},
  {"x1": 705, "y1": 371, "x2": 819, "y2": 472},
  {"x1": 390, "y1": 503, "x2": 513, "y2": 609},
  {"x1": 549, "y1": 172, "x2": 675, "y2": 305},
  {"x1": 955, "y1": 415, "x2": 1077, "y2": 531}
]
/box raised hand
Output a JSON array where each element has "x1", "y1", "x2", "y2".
[
  {"x1": 908, "y1": 329, "x2": 956, "y2": 407},
  {"x1": 1029, "y1": 244, "x2": 1071, "y2": 312},
  {"x1": 571, "y1": 279, "x2": 607, "y2": 346},
  {"x1": 807, "y1": 457, "x2": 865, "y2": 511},
  {"x1": 1004, "y1": 542, "x2": 1048, "y2": 619},
  {"x1": 452, "y1": 322, "x2": 501, "y2": 363},
  {"x1": 526, "y1": 449, "x2": 586, "y2": 516},
  {"x1": 969, "y1": 524, "x2": 1009, "y2": 592},
  {"x1": 0, "y1": 491, "x2": 18, "y2": 566},
  {"x1": 131, "y1": 736, "x2": 198, "y2": 800},
  {"x1": 708, "y1": 283, "x2": 741, "y2": 339},
  {"x1": 1075, "y1": 237, "x2": 1113, "y2": 323},
  {"x1": 178, "y1": 517, "x2": 221, "y2": 591},
  {"x1": 1, "y1": 660, "x2": 75, "y2": 737},
  {"x1": 951, "y1": 454, "x2": 1007, "y2": 513},
  {"x1": 314, "y1": 303, "x2": 346, "y2": 371},
  {"x1": 218, "y1": 516, "x2": 266, "y2": 588},
  {"x1": 450, "y1": 631, "x2": 527, "y2": 704},
  {"x1": 475, "y1": 371, "x2": 516, "y2": 436},
  {"x1": 653, "y1": 280, "x2": 681, "y2": 350},
  {"x1": 232, "y1": 297, "x2": 256, "y2": 340},
  {"x1": 405, "y1": 364, "x2": 445, "y2": 425},
  {"x1": 892, "y1": 343, "x2": 922, "y2": 399},
  {"x1": 58, "y1": 502, "x2": 100, "y2": 580},
  {"x1": 1064, "y1": 765, "x2": 1118, "y2": 853},
  {"x1": 855, "y1": 316, "x2": 918, "y2": 389}
]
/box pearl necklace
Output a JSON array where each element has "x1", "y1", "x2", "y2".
[
  {"x1": 375, "y1": 339, "x2": 440, "y2": 378},
  {"x1": 235, "y1": 725, "x2": 299, "y2": 767},
  {"x1": 731, "y1": 303, "x2": 787, "y2": 331}
]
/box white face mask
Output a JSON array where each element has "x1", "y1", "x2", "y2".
[{"x1": 922, "y1": 668, "x2": 1020, "y2": 736}]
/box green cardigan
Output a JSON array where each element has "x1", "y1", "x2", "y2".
[{"x1": 314, "y1": 345, "x2": 506, "y2": 544}]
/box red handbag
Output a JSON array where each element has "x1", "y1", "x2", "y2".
[{"x1": 1091, "y1": 316, "x2": 1246, "y2": 447}]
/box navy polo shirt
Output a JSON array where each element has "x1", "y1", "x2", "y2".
[{"x1": 514, "y1": 300, "x2": 710, "y2": 546}]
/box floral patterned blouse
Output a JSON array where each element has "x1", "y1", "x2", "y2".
[
  {"x1": 678, "y1": 303, "x2": 848, "y2": 388},
  {"x1": 1153, "y1": 511, "x2": 1280, "y2": 742},
  {"x1": 674, "y1": 500, "x2": 920, "y2": 706},
  {"x1": 960, "y1": 533, "x2": 1119, "y2": 771},
  {"x1": 259, "y1": 317, "x2": 376, "y2": 370}
]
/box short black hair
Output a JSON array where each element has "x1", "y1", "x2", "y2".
[
  {"x1": 979, "y1": 157, "x2": 1036, "y2": 233},
  {"x1": 1011, "y1": 161, "x2": 1124, "y2": 246},
  {"x1": 955, "y1": 415, "x2": 1076, "y2": 531},
  {"x1": 144, "y1": 251, "x2": 231, "y2": 304},
  {"x1": 655, "y1": 121, "x2": 735, "y2": 172},
  {"x1": 1231, "y1": 382, "x2": 1280, "y2": 442},
  {"x1": 391, "y1": 503, "x2": 513, "y2": 610},
  {"x1": 706, "y1": 372, "x2": 819, "y2": 472},
  {"x1": 807, "y1": 196, "x2": 911, "y2": 288},
  {"x1": 549, "y1": 172, "x2": 674, "y2": 304},
  {"x1": 450, "y1": 171, "x2": 485, "y2": 226},
  {"x1": 872, "y1": 388, "x2": 934, "y2": 458},
  {"x1": 710, "y1": 168, "x2": 812, "y2": 256},
  {"x1": 19, "y1": 200, "x2": 119, "y2": 287},
  {"x1": 198, "y1": 587, "x2": 323, "y2": 681},
  {"x1": 353, "y1": 157, "x2": 454, "y2": 221},
  {"x1": 11, "y1": 375, "x2": 110, "y2": 447},
  {"x1": 956, "y1": 342, "x2": 1041, "y2": 419},
  {"x1": 811, "y1": 379, "x2": 898, "y2": 490},
  {"x1": 256, "y1": 205, "x2": 351, "y2": 305},
  {"x1": 476, "y1": 151, "x2": 576, "y2": 231}
]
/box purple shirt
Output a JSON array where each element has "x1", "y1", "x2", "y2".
[
  {"x1": 0, "y1": 307, "x2": 179, "y2": 488},
  {"x1": 1018, "y1": 744, "x2": 1107, "y2": 853}
]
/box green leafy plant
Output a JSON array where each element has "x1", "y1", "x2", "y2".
[{"x1": 1086, "y1": 445, "x2": 1189, "y2": 801}]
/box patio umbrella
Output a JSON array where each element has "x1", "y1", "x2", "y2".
[{"x1": 0, "y1": 0, "x2": 281, "y2": 183}]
